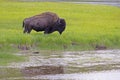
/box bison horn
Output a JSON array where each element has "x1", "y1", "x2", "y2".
[{"x1": 57, "y1": 19, "x2": 61, "y2": 24}]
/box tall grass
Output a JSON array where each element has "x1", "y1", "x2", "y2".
[{"x1": 0, "y1": 1, "x2": 120, "y2": 51}]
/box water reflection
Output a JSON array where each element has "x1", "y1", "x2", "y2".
[
  {"x1": 1, "y1": 50, "x2": 120, "y2": 80},
  {"x1": 21, "y1": 66, "x2": 64, "y2": 77},
  {"x1": 15, "y1": 50, "x2": 120, "y2": 69},
  {"x1": 30, "y1": 70, "x2": 120, "y2": 80}
]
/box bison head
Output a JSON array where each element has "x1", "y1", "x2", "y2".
[
  {"x1": 55, "y1": 18, "x2": 66, "y2": 35},
  {"x1": 48, "y1": 18, "x2": 66, "y2": 35}
]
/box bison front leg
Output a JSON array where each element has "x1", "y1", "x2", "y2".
[
  {"x1": 44, "y1": 27, "x2": 54, "y2": 34},
  {"x1": 23, "y1": 26, "x2": 28, "y2": 33},
  {"x1": 27, "y1": 27, "x2": 32, "y2": 34},
  {"x1": 44, "y1": 27, "x2": 51, "y2": 34}
]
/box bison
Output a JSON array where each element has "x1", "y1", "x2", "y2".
[{"x1": 23, "y1": 12, "x2": 66, "y2": 35}]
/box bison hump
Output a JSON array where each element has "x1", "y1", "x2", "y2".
[{"x1": 36, "y1": 12, "x2": 59, "y2": 23}]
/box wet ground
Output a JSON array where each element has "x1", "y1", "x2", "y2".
[{"x1": 0, "y1": 49, "x2": 120, "y2": 80}]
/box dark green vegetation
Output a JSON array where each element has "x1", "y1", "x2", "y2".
[
  {"x1": 0, "y1": 47, "x2": 24, "y2": 65},
  {"x1": 0, "y1": 0, "x2": 120, "y2": 64},
  {"x1": 0, "y1": 68, "x2": 22, "y2": 79}
]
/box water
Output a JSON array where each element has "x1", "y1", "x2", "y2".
[
  {"x1": 17, "y1": 0, "x2": 120, "y2": 7},
  {"x1": 0, "y1": 50, "x2": 120, "y2": 80},
  {"x1": 28, "y1": 70, "x2": 120, "y2": 80},
  {"x1": 16, "y1": 0, "x2": 120, "y2": 7},
  {"x1": 72, "y1": 2, "x2": 120, "y2": 7}
]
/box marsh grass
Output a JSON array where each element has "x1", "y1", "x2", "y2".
[
  {"x1": 0, "y1": 1, "x2": 120, "y2": 65},
  {"x1": 0, "y1": 1, "x2": 120, "y2": 51},
  {"x1": 0, "y1": 46, "x2": 25, "y2": 65},
  {"x1": 0, "y1": 52, "x2": 24, "y2": 65},
  {"x1": 0, "y1": 2, "x2": 120, "y2": 49},
  {"x1": 0, "y1": 68, "x2": 23, "y2": 79}
]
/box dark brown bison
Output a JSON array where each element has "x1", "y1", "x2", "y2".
[{"x1": 23, "y1": 12, "x2": 66, "y2": 34}]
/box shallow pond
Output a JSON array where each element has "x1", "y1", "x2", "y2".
[
  {"x1": 72, "y1": 1, "x2": 120, "y2": 7},
  {"x1": 0, "y1": 50, "x2": 120, "y2": 80},
  {"x1": 18, "y1": 0, "x2": 120, "y2": 7},
  {"x1": 28, "y1": 70, "x2": 120, "y2": 80}
]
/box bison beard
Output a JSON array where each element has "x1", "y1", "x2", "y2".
[{"x1": 23, "y1": 12, "x2": 66, "y2": 35}]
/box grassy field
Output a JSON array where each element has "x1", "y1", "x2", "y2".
[{"x1": 0, "y1": 1, "x2": 120, "y2": 64}]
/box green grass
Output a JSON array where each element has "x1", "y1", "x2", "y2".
[
  {"x1": 0, "y1": 1, "x2": 120, "y2": 50},
  {"x1": 0, "y1": 1, "x2": 120, "y2": 65}
]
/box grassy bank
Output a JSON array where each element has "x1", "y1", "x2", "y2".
[{"x1": 0, "y1": 1, "x2": 120, "y2": 64}]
